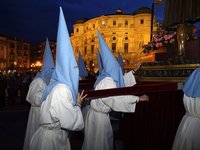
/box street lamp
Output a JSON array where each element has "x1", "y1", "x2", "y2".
[{"x1": 35, "y1": 61, "x2": 42, "y2": 71}]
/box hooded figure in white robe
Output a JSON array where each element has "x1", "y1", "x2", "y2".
[
  {"x1": 81, "y1": 30, "x2": 148, "y2": 150},
  {"x1": 29, "y1": 7, "x2": 84, "y2": 150},
  {"x1": 78, "y1": 51, "x2": 88, "y2": 79},
  {"x1": 99, "y1": 49, "x2": 136, "y2": 87},
  {"x1": 23, "y1": 38, "x2": 54, "y2": 150},
  {"x1": 172, "y1": 67, "x2": 200, "y2": 150},
  {"x1": 117, "y1": 51, "x2": 137, "y2": 87}
]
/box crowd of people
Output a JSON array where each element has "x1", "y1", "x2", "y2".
[{"x1": 0, "y1": 71, "x2": 35, "y2": 108}]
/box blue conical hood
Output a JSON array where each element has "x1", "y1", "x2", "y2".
[
  {"x1": 41, "y1": 7, "x2": 79, "y2": 106},
  {"x1": 118, "y1": 51, "x2": 124, "y2": 74},
  {"x1": 94, "y1": 30, "x2": 124, "y2": 88},
  {"x1": 35, "y1": 38, "x2": 54, "y2": 85},
  {"x1": 97, "y1": 49, "x2": 103, "y2": 75},
  {"x1": 78, "y1": 51, "x2": 88, "y2": 78},
  {"x1": 183, "y1": 67, "x2": 200, "y2": 97}
]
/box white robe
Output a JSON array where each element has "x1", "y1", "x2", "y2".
[
  {"x1": 23, "y1": 78, "x2": 46, "y2": 150},
  {"x1": 123, "y1": 70, "x2": 136, "y2": 87},
  {"x1": 81, "y1": 77, "x2": 139, "y2": 150},
  {"x1": 29, "y1": 83, "x2": 84, "y2": 150},
  {"x1": 172, "y1": 94, "x2": 200, "y2": 150}
]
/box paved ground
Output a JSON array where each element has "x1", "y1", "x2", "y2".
[
  {"x1": 0, "y1": 97, "x2": 84, "y2": 150},
  {"x1": 0, "y1": 97, "x2": 123, "y2": 150}
]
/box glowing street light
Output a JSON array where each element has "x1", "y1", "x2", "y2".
[{"x1": 35, "y1": 61, "x2": 42, "y2": 67}]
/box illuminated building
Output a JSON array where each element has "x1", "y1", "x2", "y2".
[
  {"x1": 71, "y1": 7, "x2": 158, "y2": 72},
  {"x1": 0, "y1": 35, "x2": 30, "y2": 71}
]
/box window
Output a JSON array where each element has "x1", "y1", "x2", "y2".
[
  {"x1": 140, "y1": 19, "x2": 144, "y2": 24},
  {"x1": 93, "y1": 24, "x2": 95, "y2": 28},
  {"x1": 124, "y1": 43, "x2": 128, "y2": 53},
  {"x1": 113, "y1": 21, "x2": 116, "y2": 26},
  {"x1": 76, "y1": 28, "x2": 79, "y2": 32},
  {"x1": 0, "y1": 49, "x2": 4, "y2": 58},
  {"x1": 10, "y1": 55, "x2": 14, "y2": 61},
  {"x1": 113, "y1": 37, "x2": 116, "y2": 40},
  {"x1": 112, "y1": 43, "x2": 116, "y2": 53},
  {"x1": 125, "y1": 20, "x2": 128, "y2": 26},
  {"x1": 91, "y1": 45, "x2": 94, "y2": 54},
  {"x1": 10, "y1": 43, "x2": 15, "y2": 48},
  {"x1": 23, "y1": 56, "x2": 27, "y2": 62},
  {"x1": 10, "y1": 49, "x2": 14, "y2": 55},
  {"x1": 24, "y1": 45, "x2": 28, "y2": 50},
  {"x1": 91, "y1": 37, "x2": 95, "y2": 42}
]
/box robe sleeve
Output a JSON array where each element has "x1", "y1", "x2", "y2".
[
  {"x1": 50, "y1": 84, "x2": 84, "y2": 131},
  {"x1": 124, "y1": 70, "x2": 136, "y2": 87},
  {"x1": 26, "y1": 78, "x2": 46, "y2": 106},
  {"x1": 97, "y1": 77, "x2": 139, "y2": 113}
]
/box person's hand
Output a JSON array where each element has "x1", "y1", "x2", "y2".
[
  {"x1": 77, "y1": 90, "x2": 88, "y2": 107},
  {"x1": 139, "y1": 94, "x2": 149, "y2": 102}
]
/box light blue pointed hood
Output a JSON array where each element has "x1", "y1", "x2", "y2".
[
  {"x1": 97, "y1": 49, "x2": 103, "y2": 75},
  {"x1": 118, "y1": 51, "x2": 124, "y2": 74},
  {"x1": 183, "y1": 67, "x2": 200, "y2": 97},
  {"x1": 94, "y1": 30, "x2": 125, "y2": 88},
  {"x1": 78, "y1": 51, "x2": 88, "y2": 78},
  {"x1": 41, "y1": 7, "x2": 79, "y2": 106},
  {"x1": 35, "y1": 38, "x2": 54, "y2": 85}
]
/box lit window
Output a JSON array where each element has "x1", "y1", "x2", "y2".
[
  {"x1": 124, "y1": 43, "x2": 128, "y2": 53},
  {"x1": 125, "y1": 20, "x2": 128, "y2": 26},
  {"x1": 91, "y1": 45, "x2": 94, "y2": 54},
  {"x1": 112, "y1": 43, "x2": 116, "y2": 53},
  {"x1": 113, "y1": 21, "x2": 116, "y2": 26}
]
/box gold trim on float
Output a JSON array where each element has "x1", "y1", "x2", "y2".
[
  {"x1": 137, "y1": 63, "x2": 200, "y2": 82},
  {"x1": 141, "y1": 64, "x2": 200, "y2": 70},
  {"x1": 140, "y1": 77, "x2": 186, "y2": 82}
]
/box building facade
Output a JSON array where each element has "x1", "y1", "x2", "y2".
[
  {"x1": 0, "y1": 35, "x2": 30, "y2": 71},
  {"x1": 71, "y1": 7, "x2": 158, "y2": 72}
]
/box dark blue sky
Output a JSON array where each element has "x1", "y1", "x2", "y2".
[{"x1": 0, "y1": 0, "x2": 164, "y2": 44}]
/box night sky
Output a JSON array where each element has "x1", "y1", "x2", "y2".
[{"x1": 0, "y1": 0, "x2": 164, "y2": 44}]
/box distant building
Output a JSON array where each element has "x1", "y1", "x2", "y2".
[
  {"x1": 0, "y1": 35, "x2": 30, "y2": 71},
  {"x1": 71, "y1": 7, "x2": 158, "y2": 72}
]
